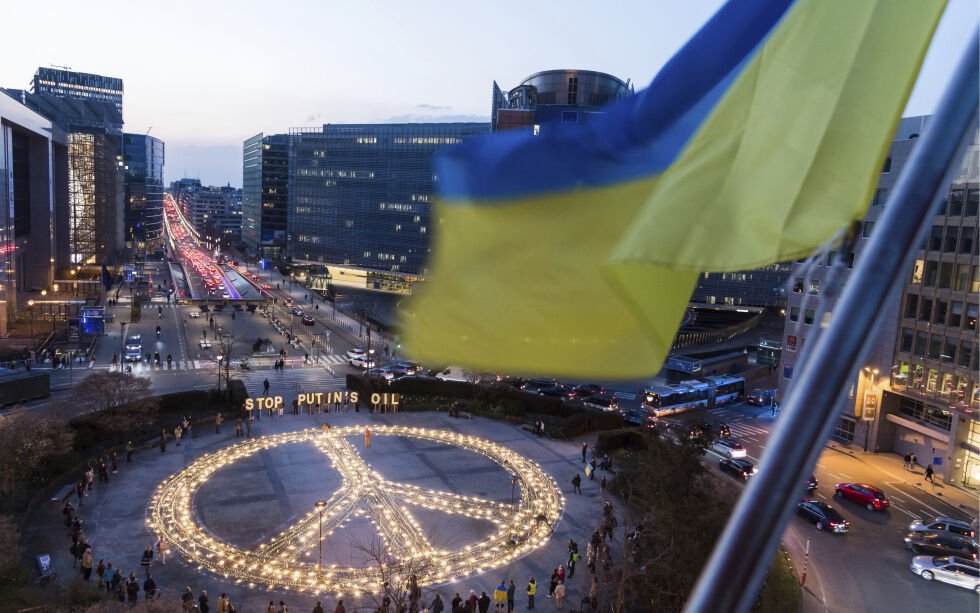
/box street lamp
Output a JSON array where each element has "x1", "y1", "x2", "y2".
[
  {"x1": 369, "y1": 348, "x2": 375, "y2": 375},
  {"x1": 862, "y1": 367, "x2": 879, "y2": 452},
  {"x1": 27, "y1": 300, "x2": 34, "y2": 337},
  {"x1": 315, "y1": 500, "x2": 327, "y2": 577}
]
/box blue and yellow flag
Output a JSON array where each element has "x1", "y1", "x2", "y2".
[{"x1": 405, "y1": 0, "x2": 946, "y2": 379}]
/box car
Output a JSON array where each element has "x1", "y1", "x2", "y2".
[
  {"x1": 624, "y1": 408, "x2": 660, "y2": 429},
  {"x1": 349, "y1": 355, "x2": 377, "y2": 369},
  {"x1": 805, "y1": 475, "x2": 818, "y2": 493},
  {"x1": 746, "y1": 389, "x2": 774, "y2": 406},
  {"x1": 797, "y1": 499, "x2": 849, "y2": 533},
  {"x1": 712, "y1": 438, "x2": 747, "y2": 459},
  {"x1": 346, "y1": 348, "x2": 366, "y2": 360},
  {"x1": 292, "y1": 307, "x2": 304, "y2": 316},
  {"x1": 199, "y1": 340, "x2": 212, "y2": 349},
  {"x1": 835, "y1": 483, "x2": 890, "y2": 511},
  {"x1": 909, "y1": 556, "x2": 980, "y2": 592},
  {"x1": 499, "y1": 376, "x2": 527, "y2": 390},
  {"x1": 905, "y1": 532, "x2": 979, "y2": 560},
  {"x1": 572, "y1": 384, "x2": 604, "y2": 398},
  {"x1": 284, "y1": 299, "x2": 294, "y2": 307},
  {"x1": 221, "y1": 292, "x2": 230, "y2": 299},
  {"x1": 719, "y1": 458, "x2": 756, "y2": 482},
  {"x1": 189, "y1": 311, "x2": 200, "y2": 319},
  {"x1": 538, "y1": 385, "x2": 574, "y2": 398},
  {"x1": 909, "y1": 517, "x2": 976, "y2": 540},
  {"x1": 302, "y1": 315, "x2": 315, "y2": 325},
  {"x1": 582, "y1": 394, "x2": 619, "y2": 411},
  {"x1": 436, "y1": 365, "x2": 470, "y2": 382},
  {"x1": 261, "y1": 284, "x2": 271, "y2": 290},
  {"x1": 701, "y1": 421, "x2": 731, "y2": 438},
  {"x1": 526, "y1": 378, "x2": 560, "y2": 390}
]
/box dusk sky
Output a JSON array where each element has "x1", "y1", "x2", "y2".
[{"x1": 5, "y1": 0, "x2": 976, "y2": 187}]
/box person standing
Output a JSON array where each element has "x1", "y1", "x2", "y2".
[
  {"x1": 144, "y1": 574, "x2": 157, "y2": 600},
  {"x1": 334, "y1": 600, "x2": 345, "y2": 613},
  {"x1": 526, "y1": 578, "x2": 536, "y2": 610},
  {"x1": 127, "y1": 572, "x2": 140, "y2": 604},
  {"x1": 141, "y1": 545, "x2": 154, "y2": 576},
  {"x1": 102, "y1": 563, "x2": 115, "y2": 591},
  {"x1": 312, "y1": 601, "x2": 324, "y2": 613},
  {"x1": 925, "y1": 463, "x2": 936, "y2": 483},
  {"x1": 506, "y1": 580, "x2": 515, "y2": 613},
  {"x1": 199, "y1": 590, "x2": 210, "y2": 613},
  {"x1": 910, "y1": 452, "x2": 918, "y2": 469},
  {"x1": 277, "y1": 599, "x2": 287, "y2": 613},
  {"x1": 365, "y1": 426, "x2": 372, "y2": 448},
  {"x1": 96, "y1": 559, "x2": 106, "y2": 590},
  {"x1": 557, "y1": 565, "x2": 566, "y2": 585},
  {"x1": 493, "y1": 581, "x2": 507, "y2": 612},
  {"x1": 903, "y1": 453, "x2": 911, "y2": 470},
  {"x1": 236, "y1": 418, "x2": 244, "y2": 437},
  {"x1": 246, "y1": 417, "x2": 252, "y2": 438},
  {"x1": 80, "y1": 547, "x2": 94, "y2": 580},
  {"x1": 588, "y1": 458, "x2": 597, "y2": 480},
  {"x1": 160, "y1": 429, "x2": 167, "y2": 453},
  {"x1": 218, "y1": 593, "x2": 229, "y2": 613},
  {"x1": 553, "y1": 581, "x2": 565, "y2": 610},
  {"x1": 126, "y1": 441, "x2": 134, "y2": 463},
  {"x1": 156, "y1": 537, "x2": 169, "y2": 565},
  {"x1": 451, "y1": 593, "x2": 463, "y2": 612},
  {"x1": 599, "y1": 475, "x2": 607, "y2": 497},
  {"x1": 264, "y1": 378, "x2": 270, "y2": 395},
  {"x1": 111, "y1": 452, "x2": 118, "y2": 474},
  {"x1": 266, "y1": 601, "x2": 276, "y2": 613},
  {"x1": 589, "y1": 578, "x2": 599, "y2": 611},
  {"x1": 478, "y1": 591, "x2": 491, "y2": 613},
  {"x1": 581, "y1": 442, "x2": 588, "y2": 463},
  {"x1": 175, "y1": 425, "x2": 183, "y2": 447},
  {"x1": 571, "y1": 474, "x2": 581, "y2": 495},
  {"x1": 215, "y1": 412, "x2": 223, "y2": 434},
  {"x1": 431, "y1": 593, "x2": 444, "y2": 613}
]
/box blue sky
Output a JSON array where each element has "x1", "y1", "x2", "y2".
[{"x1": 4, "y1": 0, "x2": 975, "y2": 187}]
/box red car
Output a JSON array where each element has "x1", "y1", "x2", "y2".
[{"x1": 835, "y1": 482, "x2": 890, "y2": 511}]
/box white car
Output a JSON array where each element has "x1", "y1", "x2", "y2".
[
  {"x1": 909, "y1": 556, "x2": 980, "y2": 593},
  {"x1": 346, "y1": 348, "x2": 366, "y2": 360},
  {"x1": 189, "y1": 311, "x2": 201, "y2": 319},
  {"x1": 712, "y1": 438, "x2": 747, "y2": 459},
  {"x1": 199, "y1": 339, "x2": 212, "y2": 349},
  {"x1": 435, "y1": 365, "x2": 470, "y2": 382},
  {"x1": 349, "y1": 355, "x2": 376, "y2": 369}
]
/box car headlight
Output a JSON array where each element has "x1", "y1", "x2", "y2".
[{"x1": 904, "y1": 537, "x2": 911, "y2": 543}]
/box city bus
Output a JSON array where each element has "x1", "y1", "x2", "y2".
[
  {"x1": 641, "y1": 376, "x2": 745, "y2": 416},
  {"x1": 702, "y1": 374, "x2": 746, "y2": 405}
]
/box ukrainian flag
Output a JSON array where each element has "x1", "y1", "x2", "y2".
[{"x1": 405, "y1": 0, "x2": 946, "y2": 379}]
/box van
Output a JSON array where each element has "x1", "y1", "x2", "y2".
[{"x1": 436, "y1": 366, "x2": 470, "y2": 382}]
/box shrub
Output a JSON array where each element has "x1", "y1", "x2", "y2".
[
  {"x1": 45, "y1": 451, "x2": 82, "y2": 476},
  {"x1": 596, "y1": 428, "x2": 649, "y2": 454},
  {"x1": 561, "y1": 410, "x2": 624, "y2": 438}
]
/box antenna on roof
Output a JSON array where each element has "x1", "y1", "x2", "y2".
[{"x1": 51, "y1": 64, "x2": 72, "y2": 71}]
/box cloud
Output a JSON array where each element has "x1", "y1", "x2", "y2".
[
  {"x1": 416, "y1": 103, "x2": 451, "y2": 111},
  {"x1": 379, "y1": 113, "x2": 488, "y2": 124},
  {"x1": 306, "y1": 112, "x2": 323, "y2": 122}
]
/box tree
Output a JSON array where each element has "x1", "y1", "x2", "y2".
[
  {"x1": 0, "y1": 414, "x2": 73, "y2": 495},
  {"x1": 71, "y1": 371, "x2": 158, "y2": 432},
  {"x1": 353, "y1": 535, "x2": 435, "y2": 613}
]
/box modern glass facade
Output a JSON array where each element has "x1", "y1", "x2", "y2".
[
  {"x1": 492, "y1": 69, "x2": 632, "y2": 133},
  {"x1": 32, "y1": 67, "x2": 123, "y2": 118},
  {"x1": 287, "y1": 123, "x2": 490, "y2": 275},
  {"x1": 176, "y1": 184, "x2": 242, "y2": 250},
  {"x1": 243, "y1": 133, "x2": 288, "y2": 260},
  {"x1": 123, "y1": 133, "x2": 165, "y2": 244},
  {"x1": 67, "y1": 131, "x2": 122, "y2": 264},
  {"x1": 691, "y1": 265, "x2": 792, "y2": 307}
]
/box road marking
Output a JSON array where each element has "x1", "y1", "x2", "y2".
[
  {"x1": 890, "y1": 495, "x2": 906, "y2": 503},
  {"x1": 837, "y1": 473, "x2": 853, "y2": 479},
  {"x1": 885, "y1": 482, "x2": 951, "y2": 518},
  {"x1": 893, "y1": 506, "x2": 920, "y2": 520},
  {"x1": 816, "y1": 493, "x2": 827, "y2": 500}
]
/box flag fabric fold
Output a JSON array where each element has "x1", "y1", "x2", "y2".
[{"x1": 404, "y1": 0, "x2": 946, "y2": 379}]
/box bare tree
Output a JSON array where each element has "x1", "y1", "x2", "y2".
[
  {"x1": 71, "y1": 371, "x2": 158, "y2": 431},
  {"x1": 0, "y1": 413, "x2": 73, "y2": 495},
  {"x1": 353, "y1": 534, "x2": 439, "y2": 612}
]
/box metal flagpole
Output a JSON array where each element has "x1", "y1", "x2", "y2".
[{"x1": 684, "y1": 32, "x2": 979, "y2": 613}]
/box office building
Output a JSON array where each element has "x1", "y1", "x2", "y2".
[
  {"x1": 243, "y1": 133, "x2": 288, "y2": 261},
  {"x1": 174, "y1": 183, "x2": 242, "y2": 250},
  {"x1": 776, "y1": 117, "x2": 980, "y2": 489},
  {"x1": 491, "y1": 69, "x2": 632, "y2": 133},
  {"x1": 691, "y1": 266, "x2": 792, "y2": 308},
  {"x1": 122, "y1": 133, "x2": 165, "y2": 245},
  {"x1": 287, "y1": 122, "x2": 490, "y2": 285},
  {"x1": 0, "y1": 94, "x2": 70, "y2": 336},
  {"x1": 32, "y1": 67, "x2": 123, "y2": 119}
]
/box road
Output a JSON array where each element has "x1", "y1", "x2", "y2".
[{"x1": 676, "y1": 401, "x2": 978, "y2": 612}]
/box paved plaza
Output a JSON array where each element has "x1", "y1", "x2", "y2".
[{"x1": 29, "y1": 410, "x2": 613, "y2": 611}]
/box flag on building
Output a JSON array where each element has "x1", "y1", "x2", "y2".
[
  {"x1": 101, "y1": 264, "x2": 113, "y2": 292},
  {"x1": 404, "y1": 0, "x2": 946, "y2": 379}
]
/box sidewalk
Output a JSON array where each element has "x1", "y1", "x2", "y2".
[{"x1": 827, "y1": 442, "x2": 978, "y2": 518}]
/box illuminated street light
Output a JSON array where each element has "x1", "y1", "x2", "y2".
[{"x1": 316, "y1": 500, "x2": 327, "y2": 577}]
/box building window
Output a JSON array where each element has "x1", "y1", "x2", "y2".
[
  {"x1": 929, "y1": 226, "x2": 944, "y2": 250},
  {"x1": 913, "y1": 332, "x2": 927, "y2": 357},
  {"x1": 826, "y1": 251, "x2": 838, "y2": 266},
  {"x1": 789, "y1": 306, "x2": 799, "y2": 322},
  {"x1": 904, "y1": 294, "x2": 919, "y2": 319},
  {"x1": 954, "y1": 263, "x2": 970, "y2": 291},
  {"x1": 967, "y1": 303, "x2": 978, "y2": 331},
  {"x1": 923, "y1": 261, "x2": 938, "y2": 286},
  {"x1": 972, "y1": 266, "x2": 980, "y2": 292},
  {"x1": 960, "y1": 227, "x2": 975, "y2": 254},
  {"x1": 843, "y1": 252, "x2": 855, "y2": 268},
  {"x1": 862, "y1": 221, "x2": 875, "y2": 238},
  {"x1": 944, "y1": 228, "x2": 958, "y2": 252},
  {"x1": 919, "y1": 297, "x2": 932, "y2": 322},
  {"x1": 928, "y1": 334, "x2": 942, "y2": 360},
  {"x1": 934, "y1": 299, "x2": 948, "y2": 325},
  {"x1": 900, "y1": 327, "x2": 913, "y2": 353},
  {"x1": 910, "y1": 259, "x2": 923, "y2": 284},
  {"x1": 786, "y1": 335, "x2": 798, "y2": 350},
  {"x1": 808, "y1": 279, "x2": 820, "y2": 295},
  {"x1": 783, "y1": 363, "x2": 793, "y2": 380},
  {"x1": 938, "y1": 262, "x2": 953, "y2": 289},
  {"x1": 967, "y1": 188, "x2": 979, "y2": 217},
  {"x1": 793, "y1": 277, "x2": 804, "y2": 293},
  {"x1": 950, "y1": 301, "x2": 963, "y2": 328},
  {"x1": 943, "y1": 338, "x2": 957, "y2": 363},
  {"x1": 804, "y1": 309, "x2": 815, "y2": 325},
  {"x1": 898, "y1": 396, "x2": 952, "y2": 431},
  {"x1": 833, "y1": 417, "x2": 856, "y2": 442}
]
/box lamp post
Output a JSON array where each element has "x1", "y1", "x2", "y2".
[
  {"x1": 862, "y1": 367, "x2": 879, "y2": 452},
  {"x1": 27, "y1": 300, "x2": 34, "y2": 337},
  {"x1": 315, "y1": 500, "x2": 327, "y2": 578},
  {"x1": 369, "y1": 348, "x2": 375, "y2": 376}
]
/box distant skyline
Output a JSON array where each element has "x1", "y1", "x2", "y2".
[{"x1": 4, "y1": 0, "x2": 975, "y2": 187}]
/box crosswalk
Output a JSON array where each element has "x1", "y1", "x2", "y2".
[
  {"x1": 107, "y1": 353, "x2": 350, "y2": 374},
  {"x1": 235, "y1": 368, "x2": 348, "y2": 396},
  {"x1": 703, "y1": 405, "x2": 773, "y2": 442}
]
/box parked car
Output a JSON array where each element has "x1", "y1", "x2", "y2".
[
  {"x1": 499, "y1": 376, "x2": 527, "y2": 390},
  {"x1": 292, "y1": 307, "x2": 304, "y2": 316},
  {"x1": 905, "y1": 532, "x2": 978, "y2": 560},
  {"x1": 436, "y1": 365, "x2": 470, "y2": 382},
  {"x1": 909, "y1": 517, "x2": 976, "y2": 540},
  {"x1": 623, "y1": 408, "x2": 659, "y2": 428},
  {"x1": 346, "y1": 348, "x2": 366, "y2": 360},
  {"x1": 302, "y1": 315, "x2": 315, "y2": 325},
  {"x1": 835, "y1": 483, "x2": 890, "y2": 511},
  {"x1": 909, "y1": 556, "x2": 980, "y2": 592},
  {"x1": 700, "y1": 421, "x2": 731, "y2": 438},
  {"x1": 199, "y1": 340, "x2": 212, "y2": 350},
  {"x1": 526, "y1": 378, "x2": 560, "y2": 390},
  {"x1": 712, "y1": 438, "x2": 747, "y2": 459},
  {"x1": 797, "y1": 499, "x2": 849, "y2": 533},
  {"x1": 805, "y1": 475, "x2": 819, "y2": 494},
  {"x1": 719, "y1": 458, "x2": 756, "y2": 482},
  {"x1": 188, "y1": 311, "x2": 200, "y2": 319},
  {"x1": 572, "y1": 384, "x2": 604, "y2": 398}
]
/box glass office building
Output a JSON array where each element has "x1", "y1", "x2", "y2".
[
  {"x1": 122, "y1": 133, "x2": 165, "y2": 245},
  {"x1": 32, "y1": 67, "x2": 123, "y2": 119},
  {"x1": 243, "y1": 133, "x2": 289, "y2": 260},
  {"x1": 287, "y1": 122, "x2": 489, "y2": 275}
]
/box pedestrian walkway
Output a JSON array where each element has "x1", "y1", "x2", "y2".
[{"x1": 236, "y1": 368, "x2": 348, "y2": 396}]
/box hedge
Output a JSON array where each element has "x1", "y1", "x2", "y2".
[{"x1": 596, "y1": 428, "x2": 650, "y2": 454}]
